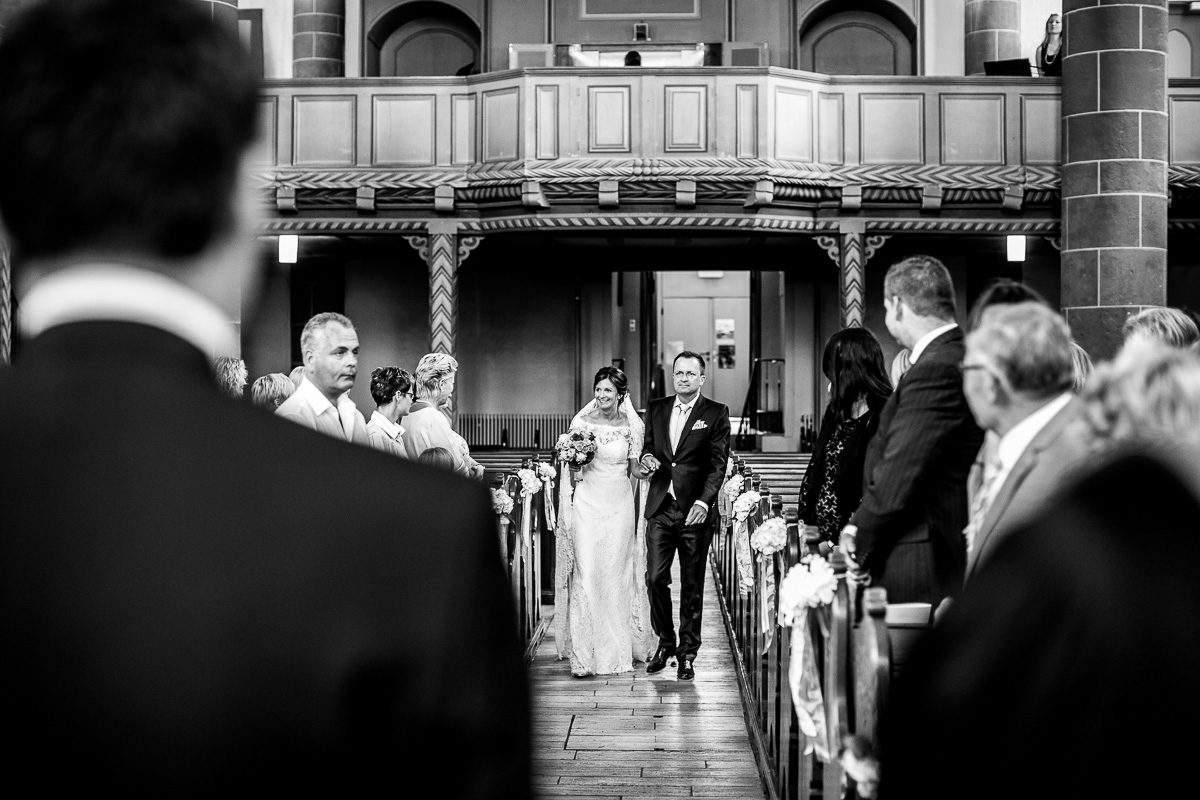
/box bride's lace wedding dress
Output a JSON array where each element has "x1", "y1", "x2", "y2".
[{"x1": 555, "y1": 420, "x2": 656, "y2": 676}]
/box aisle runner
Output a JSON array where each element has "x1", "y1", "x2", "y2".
[{"x1": 529, "y1": 560, "x2": 767, "y2": 799}]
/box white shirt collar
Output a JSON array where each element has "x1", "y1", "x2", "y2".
[
  {"x1": 18, "y1": 263, "x2": 235, "y2": 357},
  {"x1": 995, "y1": 392, "x2": 1074, "y2": 474},
  {"x1": 370, "y1": 409, "x2": 403, "y2": 439},
  {"x1": 293, "y1": 374, "x2": 355, "y2": 418},
  {"x1": 674, "y1": 394, "x2": 699, "y2": 411},
  {"x1": 910, "y1": 322, "x2": 958, "y2": 364}
]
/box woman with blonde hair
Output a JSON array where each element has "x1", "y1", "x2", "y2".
[
  {"x1": 1081, "y1": 344, "x2": 1200, "y2": 452},
  {"x1": 402, "y1": 353, "x2": 484, "y2": 478}
]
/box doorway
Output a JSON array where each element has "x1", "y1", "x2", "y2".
[{"x1": 658, "y1": 271, "x2": 751, "y2": 411}]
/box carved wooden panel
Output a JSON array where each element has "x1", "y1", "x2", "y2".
[
  {"x1": 664, "y1": 85, "x2": 708, "y2": 152},
  {"x1": 1021, "y1": 95, "x2": 1061, "y2": 165},
  {"x1": 254, "y1": 97, "x2": 278, "y2": 166},
  {"x1": 483, "y1": 87, "x2": 520, "y2": 162},
  {"x1": 373, "y1": 95, "x2": 436, "y2": 166},
  {"x1": 1171, "y1": 97, "x2": 1200, "y2": 163},
  {"x1": 818, "y1": 93, "x2": 843, "y2": 164},
  {"x1": 941, "y1": 94, "x2": 1005, "y2": 165},
  {"x1": 293, "y1": 96, "x2": 355, "y2": 166},
  {"x1": 451, "y1": 93, "x2": 476, "y2": 165},
  {"x1": 861, "y1": 94, "x2": 922, "y2": 164},
  {"x1": 775, "y1": 86, "x2": 812, "y2": 162},
  {"x1": 536, "y1": 85, "x2": 559, "y2": 160},
  {"x1": 589, "y1": 86, "x2": 631, "y2": 153},
  {"x1": 736, "y1": 85, "x2": 758, "y2": 159}
]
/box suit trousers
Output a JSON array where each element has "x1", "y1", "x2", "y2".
[{"x1": 646, "y1": 496, "x2": 713, "y2": 657}]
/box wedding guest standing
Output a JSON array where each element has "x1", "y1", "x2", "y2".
[
  {"x1": 959, "y1": 303, "x2": 1091, "y2": 584},
  {"x1": 0, "y1": 1, "x2": 529, "y2": 792},
  {"x1": 841, "y1": 256, "x2": 984, "y2": 606},
  {"x1": 249, "y1": 372, "x2": 294, "y2": 411},
  {"x1": 366, "y1": 366, "x2": 414, "y2": 458},
  {"x1": 797, "y1": 328, "x2": 892, "y2": 545},
  {"x1": 1120, "y1": 306, "x2": 1200, "y2": 353},
  {"x1": 275, "y1": 312, "x2": 369, "y2": 443},
  {"x1": 404, "y1": 353, "x2": 484, "y2": 478},
  {"x1": 213, "y1": 356, "x2": 247, "y2": 399}
]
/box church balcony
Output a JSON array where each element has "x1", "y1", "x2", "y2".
[{"x1": 254, "y1": 69, "x2": 1200, "y2": 236}]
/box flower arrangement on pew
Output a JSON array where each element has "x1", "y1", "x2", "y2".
[
  {"x1": 750, "y1": 516, "x2": 789, "y2": 653},
  {"x1": 729, "y1": 488, "x2": 761, "y2": 595},
  {"x1": 778, "y1": 552, "x2": 839, "y2": 762},
  {"x1": 517, "y1": 467, "x2": 542, "y2": 498},
  {"x1": 555, "y1": 427, "x2": 598, "y2": 477},
  {"x1": 722, "y1": 473, "x2": 744, "y2": 500},
  {"x1": 535, "y1": 461, "x2": 557, "y2": 529},
  {"x1": 491, "y1": 487, "x2": 514, "y2": 520}
]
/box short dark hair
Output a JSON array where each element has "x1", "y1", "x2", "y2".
[
  {"x1": 370, "y1": 367, "x2": 413, "y2": 406},
  {"x1": 0, "y1": 0, "x2": 260, "y2": 262},
  {"x1": 884, "y1": 256, "x2": 957, "y2": 321},
  {"x1": 821, "y1": 328, "x2": 893, "y2": 419},
  {"x1": 673, "y1": 351, "x2": 707, "y2": 374},
  {"x1": 593, "y1": 366, "x2": 629, "y2": 401},
  {"x1": 966, "y1": 279, "x2": 1049, "y2": 332}
]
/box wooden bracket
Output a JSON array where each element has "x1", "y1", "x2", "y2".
[
  {"x1": 275, "y1": 186, "x2": 297, "y2": 214},
  {"x1": 599, "y1": 180, "x2": 619, "y2": 209},
  {"x1": 840, "y1": 184, "x2": 863, "y2": 211},
  {"x1": 1002, "y1": 185, "x2": 1024, "y2": 212},
  {"x1": 522, "y1": 180, "x2": 550, "y2": 209},
  {"x1": 921, "y1": 184, "x2": 943, "y2": 212},
  {"x1": 355, "y1": 186, "x2": 376, "y2": 214},
  {"x1": 744, "y1": 179, "x2": 774, "y2": 208},
  {"x1": 435, "y1": 184, "x2": 456, "y2": 214},
  {"x1": 675, "y1": 179, "x2": 697, "y2": 208}
]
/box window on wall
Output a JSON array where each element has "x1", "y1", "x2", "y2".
[
  {"x1": 366, "y1": 1, "x2": 481, "y2": 77},
  {"x1": 1169, "y1": 29, "x2": 1193, "y2": 79}
]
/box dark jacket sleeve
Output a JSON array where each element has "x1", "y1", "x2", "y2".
[
  {"x1": 852, "y1": 361, "x2": 973, "y2": 571},
  {"x1": 699, "y1": 404, "x2": 731, "y2": 509}
]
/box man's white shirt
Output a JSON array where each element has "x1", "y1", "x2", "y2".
[
  {"x1": 287, "y1": 376, "x2": 362, "y2": 442},
  {"x1": 909, "y1": 322, "x2": 958, "y2": 364}
]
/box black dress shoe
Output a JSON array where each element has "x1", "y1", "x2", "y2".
[
  {"x1": 677, "y1": 654, "x2": 695, "y2": 681},
  {"x1": 646, "y1": 644, "x2": 676, "y2": 673}
]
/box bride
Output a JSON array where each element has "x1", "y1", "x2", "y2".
[{"x1": 555, "y1": 366, "x2": 657, "y2": 676}]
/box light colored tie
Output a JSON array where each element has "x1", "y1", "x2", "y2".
[
  {"x1": 670, "y1": 402, "x2": 687, "y2": 453},
  {"x1": 965, "y1": 454, "x2": 1001, "y2": 555}
]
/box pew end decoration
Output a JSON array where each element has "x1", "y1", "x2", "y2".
[
  {"x1": 517, "y1": 467, "x2": 542, "y2": 498},
  {"x1": 554, "y1": 427, "x2": 598, "y2": 474},
  {"x1": 730, "y1": 487, "x2": 761, "y2": 595},
  {"x1": 778, "y1": 551, "x2": 838, "y2": 761},
  {"x1": 491, "y1": 487, "x2": 514, "y2": 519},
  {"x1": 750, "y1": 516, "x2": 788, "y2": 653}
]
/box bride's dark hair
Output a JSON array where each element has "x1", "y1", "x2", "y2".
[{"x1": 593, "y1": 366, "x2": 629, "y2": 401}]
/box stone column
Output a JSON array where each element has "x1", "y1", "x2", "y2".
[
  {"x1": 1061, "y1": 0, "x2": 1168, "y2": 361},
  {"x1": 839, "y1": 231, "x2": 865, "y2": 328},
  {"x1": 0, "y1": 237, "x2": 10, "y2": 364},
  {"x1": 294, "y1": 0, "x2": 345, "y2": 78},
  {"x1": 964, "y1": 0, "x2": 1021, "y2": 76},
  {"x1": 198, "y1": 0, "x2": 238, "y2": 31}
]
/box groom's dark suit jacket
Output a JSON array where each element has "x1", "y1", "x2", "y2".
[
  {"x1": 641, "y1": 393, "x2": 731, "y2": 520},
  {"x1": 0, "y1": 321, "x2": 530, "y2": 795},
  {"x1": 851, "y1": 327, "x2": 984, "y2": 605}
]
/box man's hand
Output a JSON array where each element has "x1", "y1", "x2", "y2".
[
  {"x1": 840, "y1": 524, "x2": 871, "y2": 586},
  {"x1": 685, "y1": 502, "x2": 708, "y2": 526},
  {"x1": 641, "y1": 454, "x2": 661, "y2": 473}
]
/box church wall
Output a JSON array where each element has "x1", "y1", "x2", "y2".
[
  {"x1": 488, "y1": 0, "x2": 548, "y2": 70},
  {"x1": 551, "y1": 0, "x2": 727, "y2": 47},
  {"x1": 733, "y1": 0, "x2": 792, "y2": 69},
  {"x1": 243, "y1": 255, "x2": 294, "y2": 391},
  {"x1": 924, "y1": 0, "x2": 964, "y2": 76}
]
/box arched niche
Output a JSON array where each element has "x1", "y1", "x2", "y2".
[
  {"x1": 798, "y1": 0, "x2": 917, "y2": 76},
  {"x1": 366, "y1": 1, "x2": 481, "y2": 77},
  {"x1": 1169, "y1": 29, "x2": 1193, "y2": 79}
]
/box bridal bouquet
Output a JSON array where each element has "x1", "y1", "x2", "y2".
[
  {"x1": 555, "y1": 427, "x2": 598, "y2": 471},
  {"x1": 732, "y1": 489, "x2": 761, "y2": 523},
  {"x1": 750, "y1": 517, "x2": 788, "y2": 555}
]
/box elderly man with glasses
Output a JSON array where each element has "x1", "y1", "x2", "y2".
[{"x1": 367, "y1": 366, "x2": 416, "y2": 457}]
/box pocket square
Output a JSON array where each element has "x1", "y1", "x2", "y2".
[{"x1": 691, "y1": 420, "x2": 708, "y2": 431}]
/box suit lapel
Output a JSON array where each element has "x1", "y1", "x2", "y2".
[{"x1": 970, "y1": 400, "x2": 1077, "y2": 576}]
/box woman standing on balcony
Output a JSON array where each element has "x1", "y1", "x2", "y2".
[
  {"x1": 1035, "y1": 14, "x2": 1063, "y2": 77},
  {"x1": 797, "y1": 328, "x2": 893, "y2": 545}
]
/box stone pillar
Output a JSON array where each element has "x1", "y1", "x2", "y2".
[
  {"x1": 840, "y1": 231, "x2": 865, "y2": 328},
  {"x1": 1061, "y1": 0, "x2": 1168, "y2": 361},
  {"x1": 0, "y1": 237, "x2": 10, "y2": 364},
  {"x1": 294, "y1": 0, "x2": 345, "y2": 78},
  {"x1": 198, "y1": 0, "x2": 238, "y2": 32},
  {"x1": 964, "y1": 0, "x2": 1021, "y2": 75}
]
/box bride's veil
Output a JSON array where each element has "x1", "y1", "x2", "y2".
[{"x1": 553, "y1": 394, "x2": 657, "y2": 663}]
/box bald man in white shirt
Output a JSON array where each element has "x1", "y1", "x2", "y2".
[{"x1": 275, "y1": 312, "x2": 369, "y2": 444}]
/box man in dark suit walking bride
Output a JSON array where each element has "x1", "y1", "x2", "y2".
[{"x1": 639, "y1": 351, "x2": 731, "y2": 680}]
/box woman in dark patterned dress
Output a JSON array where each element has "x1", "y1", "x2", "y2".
[{"x1": 797, "y1": 328, "x2": 893, "y2": 544}]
